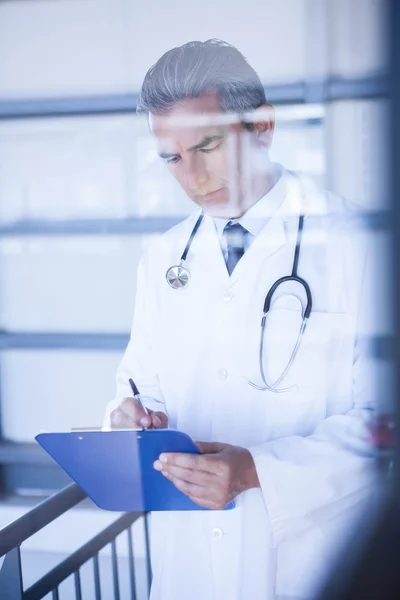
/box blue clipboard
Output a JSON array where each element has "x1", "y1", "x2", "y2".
[{"x1": 35, "y1": 429, "x2": 235, "y2": 512}]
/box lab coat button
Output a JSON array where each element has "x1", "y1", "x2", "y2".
[
  {"x1": 222, "y1": 291, "x2": 233, "y2": 302},
  {"x1": 211, "y1": 528, "x2": 224, "y2": 540},
  {"x1": 218, "y1": 368, "x2": 228, "y2": 380}
]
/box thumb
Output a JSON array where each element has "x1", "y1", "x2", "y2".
[{"x1": 195, "y1": 441, "x2": 227, "y2": 454}]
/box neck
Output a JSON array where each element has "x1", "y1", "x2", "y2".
[
  {"x1": 251, "y1": 167, "x2": 280, "y2": 209},
  {"x1": 227, "y1": 165, "x2": 280, "y2": 220}
]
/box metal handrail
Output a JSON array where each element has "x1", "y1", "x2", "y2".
[
  {"x1": 23, "y1": 512, "x2": 141, "y2": 600},
  {"x1": 0, "y1": 484, "x2": 86, "y2": 558},
  {"x1": 0, "y1": 484, "x2": 151, "y2": 599}
]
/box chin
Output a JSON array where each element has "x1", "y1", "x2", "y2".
[{"x1": 193, "y1": 192, "x2": 244, "y2": 219}]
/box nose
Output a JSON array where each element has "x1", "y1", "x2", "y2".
[{"x1": 183, "y1": 154, "x2": 209, "y2": 192}]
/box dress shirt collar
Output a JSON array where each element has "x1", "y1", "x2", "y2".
[{"x1": 213, "y1": 164, "x2": 287, "y2": 240}]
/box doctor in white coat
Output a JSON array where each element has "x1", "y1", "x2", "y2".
[{"x1": 105, "y1": 39, "x2": 376, "y2": 600}]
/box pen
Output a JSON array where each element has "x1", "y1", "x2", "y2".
[{"x1": 129, "y1": 378, "x2": 150, "y2": 417}]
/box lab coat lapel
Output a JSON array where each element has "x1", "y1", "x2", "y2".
[
  {"x1": 227, "y1": 173, "x2": 304, "y2": 284},
  {"x1": 185, "y1": 171, "x2": 322, "y2": 286},
  {"x1": 228, "y1": 170, "x2": 322, "y2": 284},
  {"x1": 227, "y1": 215, "x2": 287, "y2": 284},
  {"x1": 189, "y1": 214, "x2": 230, "y2": 284},
  {"x1": 189, "y1": 214, "x2": 288, "y2": 286}
]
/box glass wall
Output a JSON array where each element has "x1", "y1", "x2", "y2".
[{"x1": 0, "y1": 108, "x2": 326, "y2": 443}]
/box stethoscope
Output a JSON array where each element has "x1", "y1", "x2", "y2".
[{"x1": 165, "y1": 209, "x2": 312, "y2": 393}]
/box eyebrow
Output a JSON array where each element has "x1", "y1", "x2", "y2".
[
  {"x1": 158, "y1": 135, "x2": 224, "y2": 159},
  {"x1": 158, "y1": 151, "x2": 178, "y2": 159},
  {"x1": 188, "y1": 135, "x2": 224, "y2": 151}
]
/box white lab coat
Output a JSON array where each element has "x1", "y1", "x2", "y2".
[{"x1": 105, "y1": 172, "x2": 377, "y2": 600}]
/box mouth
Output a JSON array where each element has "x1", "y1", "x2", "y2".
[{"x1": 201, "y1": 188, "x2": 224, "y2": 200}]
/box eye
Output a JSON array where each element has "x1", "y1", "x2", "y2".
[
  {"x1": 200, "y1": 143, "x2": 222, "y2": 154},
  {"x1": 165, "y1": 156, "x2": 181, "y2": 165}
]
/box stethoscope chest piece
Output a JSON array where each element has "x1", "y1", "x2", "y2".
[
  {"x1": 166, "y1": 262, "x2": 190, "y2": 289},
  {"x1": 166, "y1": 213, "x2": 204, "y2": 290}
]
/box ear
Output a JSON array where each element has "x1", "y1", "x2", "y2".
[{"x1": 252, "y1": 104, "x2": 275, "y2": 148}]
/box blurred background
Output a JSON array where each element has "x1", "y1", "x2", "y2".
[{"x1": 0, "y1": 0, "x2": 392, "y2": 598}]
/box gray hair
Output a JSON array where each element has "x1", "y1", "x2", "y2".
[{"x1": 137, "y1": 39, "x2": 266, "y2": 120}]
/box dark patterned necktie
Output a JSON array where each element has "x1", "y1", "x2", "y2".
[{"x1": 222, "y1": 221, "x2": 247, "y2": 275}]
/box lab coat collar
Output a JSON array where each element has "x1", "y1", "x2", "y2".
[
  {"x1": 210, "y1": 166, "x2": 325, "y2": 242},
  {"x1": 187, "y1": 170, "x2": 326, "y2": 284}
]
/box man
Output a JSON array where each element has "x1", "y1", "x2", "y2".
[{"x1": 105, "y1": 39, "x2": 376, "y2": 600}]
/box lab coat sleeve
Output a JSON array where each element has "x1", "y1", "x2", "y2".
[
  {"x1": 248, "y1": 237, "x2": 378, "y2": 546},
  {"x1": 103, "y1": 254, "x2": 167, "y2": 427}
]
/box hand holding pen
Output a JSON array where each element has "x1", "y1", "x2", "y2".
[{"x1": 109, "y1": 378, "x2": 168, "y2": 430}]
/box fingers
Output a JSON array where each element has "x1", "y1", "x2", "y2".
[
  {"x1": 158, "y1": 451, "x2": 215, "y2": 473},
  {"x1": 157, "y1": 467, "x2": 222, "y2": 508},
  {"x1": 110, "y1": 409, "x2": 137, "y2": 428},
  {"x1": 195, "y1": 441, "x2": 226, "y2": 454},
  {"x1": 139, "y1": 411, "x2": 152, "y2": 429},
  {"x1": 151, "y1": 411, "x2": 168, "y2": 429},
  {"x1": 110, "y1": 397, "x2": 148, "y2": 428},
  {"x1": 165, "y1": 475, "x2": 205, "y2": 498},
  {"x1": 110, "y1": 398, "x2": 168, "y2": 430},
  {"x1": 154, "y1": 462, "x2": 219, "y2": 487},
  {"x1": 158, "y1": 466, "x2": 228, "y2": 510},
  {"x1": 153, "y1": 449, "x2": 231, "y2": 510}
]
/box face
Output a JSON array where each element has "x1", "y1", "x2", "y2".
[{"x1": 150, "y1": 94, "x2": 274, "y2": 218}]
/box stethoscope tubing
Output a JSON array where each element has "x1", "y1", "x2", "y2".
[{"x1": 164, "y1": 182, "x2": 313, "y2": 392}]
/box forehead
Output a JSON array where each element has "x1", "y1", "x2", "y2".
[{"x1": 150, "y1": 94, "x2": 227, "y2": 150}]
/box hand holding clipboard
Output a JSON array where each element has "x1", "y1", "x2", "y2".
[{"x1": 36, "y1": 379, "x2": 235, "y2": 512}]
